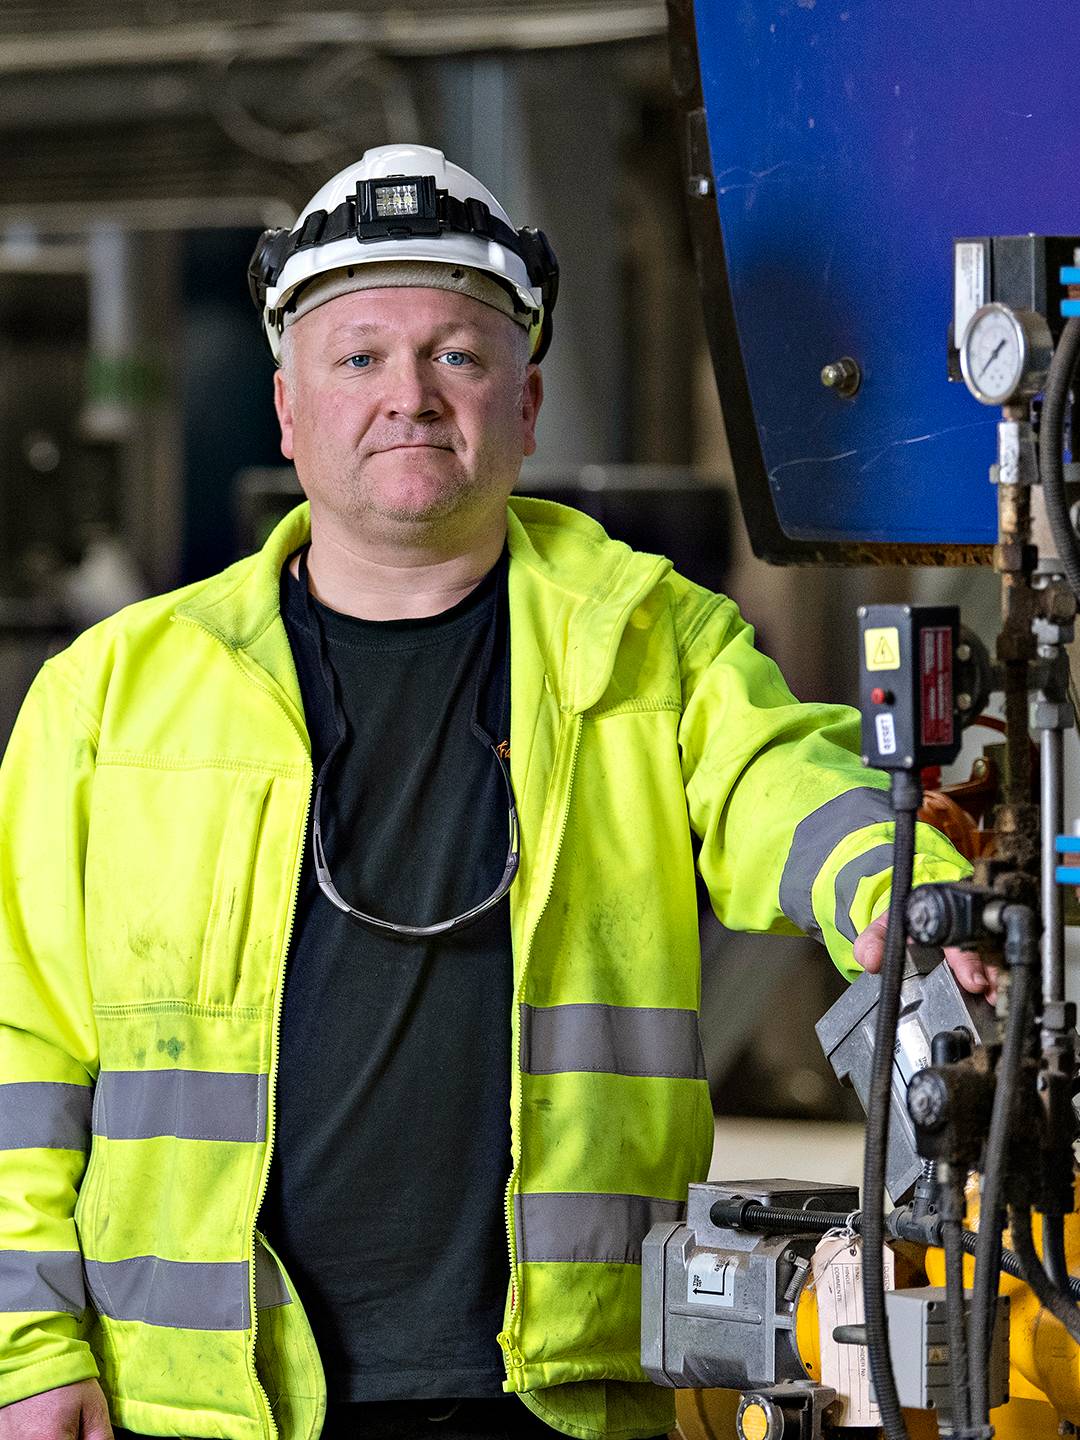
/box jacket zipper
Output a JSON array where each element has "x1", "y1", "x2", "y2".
[
  {"x1": 499, "y1": 710, "x2": 583, "y2": 1369},
  {"x1": 174, "y1": 617, "x2": 313, "y2": 1440},
  {"x1": 248, "y1": 780, "x2": 311, "y2": 1440}
]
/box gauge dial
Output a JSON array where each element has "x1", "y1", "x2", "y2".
[{"x1": 959, "y1": 303, "x2": 1052, "y2": 405}]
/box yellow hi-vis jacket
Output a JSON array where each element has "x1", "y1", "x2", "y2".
[{"x1": 0, "y1": 499, "x2": 969, "y2": 1440}]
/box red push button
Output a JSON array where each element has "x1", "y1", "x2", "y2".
[{"x1": 870, "y1": 687, "x2": 893, "y2": 705}]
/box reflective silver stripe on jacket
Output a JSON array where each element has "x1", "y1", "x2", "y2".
[
  {"x1": 84, "y1": 1256, "x2": 252, "y2": 1330},
  {"x1": 520, "y1": 1003, "x2": 705, "y2": 1080},
  {"x1": 81, "y1": 1249, "x2": 292, "y2": 1328},
  {"x1": 0, "y1": 1250, "x2": 86, "y2": 1314},
  {"x1": 0, "y1": 1249, "x2": 291, "y2": 1326},
  {"x1": 93, "y1": 1070, "x2": 268, "y2": 1142},
  {"x1": 833, "y1": 844, "x2": 894, "y2": 942},
  {"x1": 778, "y1": 787, "x2": 893, "y2": 940},
  {"x1": 514, "y1": 1192, "x2": 684, "y2": 1265},
  {"x1": 0, "y1": 1081, "x2": 93, "y2": 1151}
]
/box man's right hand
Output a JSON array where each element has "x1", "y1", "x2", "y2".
[{"x1": 0, "y1": 1379, "x2": 113, "y2": 1439}]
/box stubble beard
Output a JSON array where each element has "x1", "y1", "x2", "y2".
[{"x1": 329, "y1": 448, "x2": 500, "y2": 544}]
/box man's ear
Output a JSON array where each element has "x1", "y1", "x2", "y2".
[
  {"x1": 522, "y1": 365, "x2": 544, "y2": 458},
  {"x1": 274, "y1": 368, "x2": 296, "y2": 461}
]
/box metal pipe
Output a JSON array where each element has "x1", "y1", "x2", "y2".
[{"x1": 1041, "y1": 723, "x2": 1065, "y2": 1005}]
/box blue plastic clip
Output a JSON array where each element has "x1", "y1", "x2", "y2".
[
  {"x1": 1055, "y1": 834, "x2": 1080, "y2": 883},
  {"x1": 1060, "y1": 266, "x2": 1080, "y2": 285},
  {"x1": 1062, "y1": 300, "x2": 1080, "y2": 318}
]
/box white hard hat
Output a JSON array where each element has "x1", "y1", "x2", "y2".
[{"x1": 248, "y1": 143, "x2": 559, "y2": 362}]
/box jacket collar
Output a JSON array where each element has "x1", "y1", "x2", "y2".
[{"x1": 175, "y1": 497, "x2": 672, "y2": 715}]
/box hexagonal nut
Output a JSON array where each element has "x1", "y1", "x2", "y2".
[
  {"x1": 994, "y1": 542, "x2": 1025, "y2": 572},
  {"x1": 1034, "y1": 701, "x2": 1075, "y2": 729},
  {"x1": 1042, "y1": 1000, "x2": 1076, "y2": 1033},
  {"x1": 1033, "y1": 616, "x2": 1075, "y2": 646},
  {"x1": 1043, "y1": 585, "x2": 1079, "y2": 624}
]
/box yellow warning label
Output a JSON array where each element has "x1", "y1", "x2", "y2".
[{"x1": 864, "y1": 627, "x2": 901, "y2": 672}]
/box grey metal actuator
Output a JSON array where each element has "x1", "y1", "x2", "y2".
[
  {"x1": 815, "y1": 947, "x2": 996, "y2": 1202},
  {"x1": 641, "y1": 1179, "x2": 858, "y2": 1391},
  {"x1": 641, "y1": 1181, "x2": 1011, "y2": 1435}
]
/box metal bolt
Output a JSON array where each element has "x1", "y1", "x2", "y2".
[
  {"x1": 903, "y1": 755, "x2": 914, "y2": 767},
  {"x1": 956, "y1": 642, "x2": 971, "y2": 662},
  {"x1": 820, "y1": 356, "x2": 861, "y2": 398},
  {"x1": 957, "y1": 693, "x2": 972, "y2": 711},
  {"x1": 688, "y1": 175, "x2": 713, "y2": 198}
]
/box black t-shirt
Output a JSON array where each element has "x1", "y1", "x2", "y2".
[{"x1": 259, "y1": 555, "x2": 514, "y2": 1403}]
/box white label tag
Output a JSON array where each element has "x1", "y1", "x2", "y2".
[
  {"x1": 812, "y1": 1236, "x2": 894, "y2": 1426},
  {"x1": 894, "y1": 1012, "x2": 932, "y2": 1087},
  {"x1": 686, "y1": 1251, "x2": 738, "y2": 1306},
  {"x1": 875, "y1": 712, "x2": 897, "y2": 756},
  {"x1": 955, "y1": 242, "x2": 986, "y2": 345}
]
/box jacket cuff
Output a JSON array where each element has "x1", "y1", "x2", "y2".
[{"x1": 0, "y1": 1340, "x2": 99, "y2": 1409}]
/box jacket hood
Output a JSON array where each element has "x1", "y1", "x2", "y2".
[{"x1": 175, "y1": 498, "x2": 672, "y2": 715}]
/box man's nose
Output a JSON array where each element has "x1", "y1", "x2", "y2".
[{"x1": 383, "y1": 357, "x2": 444, "y2": 420}]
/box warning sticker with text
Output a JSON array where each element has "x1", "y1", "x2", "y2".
[{"x1": 920, "y1": 626, "x2": 953, "y2": 747}]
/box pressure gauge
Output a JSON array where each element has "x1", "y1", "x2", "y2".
[{"x1": 959, "y1": 303, "x2": 1053, "y2": 406}]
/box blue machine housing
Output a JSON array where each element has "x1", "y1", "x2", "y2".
[{"x1": 668, "y1": 0, "x2": 1078, "y2": 562}]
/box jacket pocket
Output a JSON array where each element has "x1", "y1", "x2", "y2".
[
  {"x1": 198, "y1": 772, "x2": 273, "y2": 1008},
  {"x1": 85, "y1": 760, "x2": 284, "y2": 1008}
]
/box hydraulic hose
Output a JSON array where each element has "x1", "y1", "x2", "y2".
[
  {"x1": 1008, "y1": 1204, "x2": 1080, "y2": 1345},
  {"x1": 709, "y1": 1197, "x2": 1080, "y2": 1301},
  {"x1": 969, "y1": 909, "x2": 1036, "y2": 1428},
  {"x1": 943, "y1": 1208, "x2": 972, "y2": 1432},
  {"x1": 1038, "y1": 314, "x2": 1080, "y2": 602},
  {"x1": 861, "y1": 770, "x2": 921, "y2": 1440},
  {"x1": 1043, "y1": 1212, "x2": 1070, "y2": 1294},
  {"x1": 960, "y1": 1227, "x2": 1080, "y2": 1299}
]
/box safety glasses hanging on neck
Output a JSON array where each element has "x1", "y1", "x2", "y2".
[{"x1": 296, "y1": 545, "x2": 519, "y2": 939}]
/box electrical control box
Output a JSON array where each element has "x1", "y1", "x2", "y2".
[
  {"x1": 858, "y1": 605, "x2": 962, "y2": 772},
  {"x1": 950, "y1": 234, "x2": 1080, "y2": 376}
]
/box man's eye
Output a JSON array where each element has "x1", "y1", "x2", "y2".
[
  {"x1": 345, "y1": 354, "x2": 372, "y2": 369},
  {"x1": 438, "y1": 351, "x2": 473, "y2": 368}
]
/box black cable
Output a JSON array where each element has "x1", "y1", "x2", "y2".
[
  {"x1": 708, "y1": 1203, "x2": 846, "y2": 1234},
  {"x1": 712, "y1": 1198, "x2": 1080, "y2": 1301},
  {"x1": 942, "y1": 1207, "x2": 972, "y2": 1431},
  {"x1": 1043, "y1": 1212, "x2": 1070, "y2": 1293},
  {"x1": 862, "y1": 770, "x2": 920, "y2": 1440},
  {"x1": 1008, "y1": 1205, "x2": 1080, "y2": 1345},
  {"x1": 1038, "y1": 314, "x2": 1080, "y2": 601},
  {"x1": 969, "y1": 912, "x2": 1035, "y2": 1427}
]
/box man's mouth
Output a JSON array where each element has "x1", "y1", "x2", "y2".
[{"x1": 378, "y1": 443, "x2": 453, "y2": 452}]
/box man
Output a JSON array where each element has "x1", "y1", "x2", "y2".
[{"x1": 0, "y1": 145, "x2": 984, "y2": 1440}]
